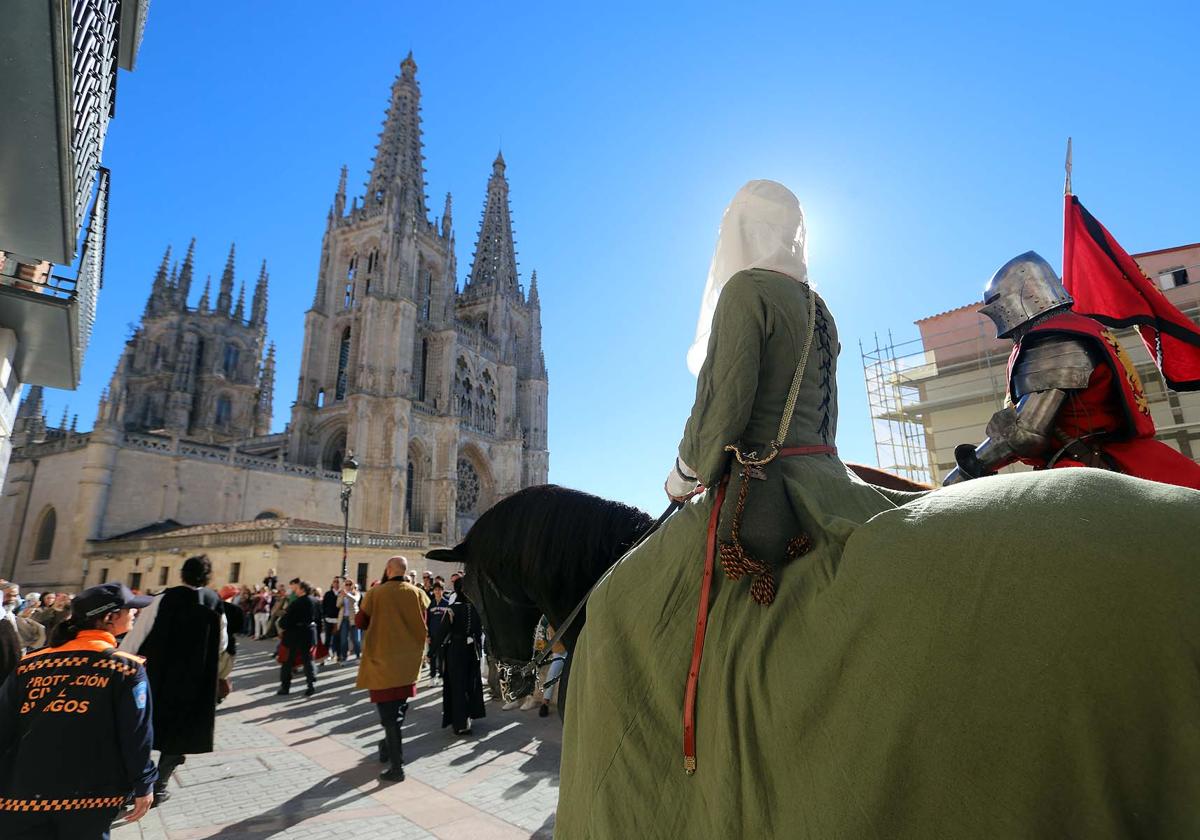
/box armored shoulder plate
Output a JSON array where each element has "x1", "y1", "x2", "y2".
[{"x1": 1012, "y1": 334, "x2": 1097, "y2": 398}]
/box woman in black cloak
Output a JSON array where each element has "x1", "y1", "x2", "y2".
[{"x1": 431, "y1": 576, "x2": 486, "y2": 735}]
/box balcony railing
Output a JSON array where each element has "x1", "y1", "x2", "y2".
[{"x1": 0, "y1": 168, "x2": 109, "y2": 388}]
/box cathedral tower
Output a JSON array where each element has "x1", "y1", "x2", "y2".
[
  {"x1": 99, "y1": 241, "x2": 274, "y2": 442},
  {"x1": 289, "y1": 52, "x2": 458, "y2": 534},
  {"x1": 289, "y1": 55, "x2": 548, "y2": 539}
]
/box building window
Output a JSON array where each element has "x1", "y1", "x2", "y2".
[
  {"x1": 158, "y1": 566, "x2": 170, "y2": 586},
  {"x1": 99, "y1": 568, "x2": 109, "y2": 584},
  {"x1": 456, "y1": 457, "x2": 480, "y2": 516},
  {"x1": 129, "y1": 572, "x2": 143, "y2": 591},
  {"x1": 223, "y1": 344, "x2": 240, "y2": 377},
  {"x1": 255, "y1": 511, "x2": 279, "y2": 520},
  {"x1": 406, "y1": 460, "x2": 416, "y2": 524},
  {"x1": 344, "y1": 255, "x2": 358, "y2": 309},
  {"x1": 33, "y1": 508, "x2": 56, "y2": 562},
  {"x1": 1158, "y1": 268, "x2": 1189, "y2": 290},
  {"x1": 418, "y1": 339, "x2": 428, "y2": 402},
  {"x1": 357, "y1": 562, "x2": 369, "y2": 590},
  {"x1": 230, "y1": 562, "x2": 241, "y2": 584},
  {"x1": 317, "y1": 389, "x2": 325, "y2": 408},
  {"x1": 215, "y1": 396, "x2": 233, "y2": 428},
  {"x1": 335, "y1": 328, "x2": 351, "y2": 400}
]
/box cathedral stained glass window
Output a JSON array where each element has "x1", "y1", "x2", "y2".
[
  {"x1": 215, "y1": 396, "x2": 232, "y2": 428},
  {"x1": 336, "y1": 328, "x2": 351, "y2": 400},
  {"x1": 456, "y1": 457, "x2": 480, "y2": 515}
]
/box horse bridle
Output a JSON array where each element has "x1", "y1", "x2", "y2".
[{"x1": 488, "y1": 500, "x2": 683, "y2": 704}]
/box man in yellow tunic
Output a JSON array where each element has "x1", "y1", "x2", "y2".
[{"x1": 355, "y1": 555, "x2": 430, "y2": 782}]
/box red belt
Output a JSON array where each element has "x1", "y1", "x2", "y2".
[{"x1": 682, "y1": 444, "x2": 835, "y2": 774}]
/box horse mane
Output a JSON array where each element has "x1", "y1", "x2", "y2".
[{"x1": 462, "y1": 484, "x2": 653, "y2": 620}]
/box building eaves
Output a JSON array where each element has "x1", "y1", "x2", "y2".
[{"x1": 1131, "y1": 242, "x2": 1200, "y2": 259}]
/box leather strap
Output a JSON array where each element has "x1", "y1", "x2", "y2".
[
  {"x1": 682, "y1": 444, "x2": 835, "y2": 774},
  {"x1": 683, "y1": 474, "x2": 728, "y2": 774}
]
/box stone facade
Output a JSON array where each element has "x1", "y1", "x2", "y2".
[
  {"x1": 100, "y1": 240, "x2": 275, "y2": 443},
  {"x1": 0, "y1": 53, "x2": 550, "y2": 589}
]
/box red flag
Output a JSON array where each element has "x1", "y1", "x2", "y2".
[{"x1": 1063, "y1": 195, "x2": 1200, "y2": 391}]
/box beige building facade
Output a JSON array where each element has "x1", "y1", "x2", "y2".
[
  {"x1": 865, "y1": 242, "x2": 1200, "y2": 484},
  {"x1": 1, "y1": 54, "x2": 550, "y2": 590}
]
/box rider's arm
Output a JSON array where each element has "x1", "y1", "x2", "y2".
[{"x1": 943, "y1": 334, "x2": 1096, "y2": 486}]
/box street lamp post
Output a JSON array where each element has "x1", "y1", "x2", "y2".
[{"x1": 339, "y1": 453, "x2": 359, "y2": 580}]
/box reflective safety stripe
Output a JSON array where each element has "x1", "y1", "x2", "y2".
[{"x1": 0, "y1": 795, "x2": 126, "y2": 811}]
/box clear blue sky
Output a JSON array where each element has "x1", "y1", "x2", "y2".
[{"x1": 39, "y1": 0, "x2": 1200, "y2": 515}]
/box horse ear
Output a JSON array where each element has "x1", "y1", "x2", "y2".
[{"x1": 426, "y1": 545, "x2": 464, "y2": 563}]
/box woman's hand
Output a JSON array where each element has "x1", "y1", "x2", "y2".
[{"x1": 665, "y1": 456, "x2": 703, "y2": 502}]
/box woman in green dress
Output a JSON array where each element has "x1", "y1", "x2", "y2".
[
  {"x1": 557, "y1": 181, "x2": 1200, "y2": 840},
  {"x1": 557, "y1": 180, "x2": 903, "y2": 836}
]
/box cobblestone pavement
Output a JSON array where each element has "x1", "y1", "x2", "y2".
[{"x1": 112, "y1": 639, "x2": 560, "y2": 839}]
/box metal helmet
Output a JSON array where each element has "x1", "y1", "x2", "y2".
[{"x1": 978, "y1": 251, "x2": 1073, "y2": 338}]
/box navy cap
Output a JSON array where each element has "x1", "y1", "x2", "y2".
[{"x1": 72, "y1": 582, "x2": 153, "y2": 620}]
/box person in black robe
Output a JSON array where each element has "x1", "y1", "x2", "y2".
[
  {"x1": 120, "y1": 555, "x2": 224, "y2": 805},
  {"x1": 431, "y1": 576, "x2": 486, "y2": 735}
]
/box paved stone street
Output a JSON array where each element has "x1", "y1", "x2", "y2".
[{"x1": 112, "y1": 640, "x2": 560, "y2": 839}]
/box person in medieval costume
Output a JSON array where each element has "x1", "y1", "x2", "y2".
[
  {"x1": 120, "y1": 555, "x2": 225, "y2": 806},
  {"x1": 355, "y1": 556, "x2": 429, "y2": 782},
  {"x1": 556, "y1": 180, "x2": 904, "y2": 836},
  {"x1": 943, "y1": 251, "x2": 1200, "y2": 489},
  {"x1": 431, "y1": 576, "x2": 487, "y2": 735}
]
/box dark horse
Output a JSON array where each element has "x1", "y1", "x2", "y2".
[
  {"x1": 426, "y1": 468, "x2": 929, "y2": 718},
  {"x1": 428, "y1": 485, "x2": 652, "y2": 718}
]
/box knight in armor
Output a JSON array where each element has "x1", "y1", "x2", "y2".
[{"x1": 944, "y1": 250, "x2": 1200, "y2": 489}]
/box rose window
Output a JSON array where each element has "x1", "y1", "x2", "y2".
[{"x1": 456, "y1": 458, "x2": 480, "y2": 515}]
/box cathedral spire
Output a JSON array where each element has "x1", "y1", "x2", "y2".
[
  {"x1": 528, "y1": 270, "x2": 540, "y2": 307},
  {"x1": 198, "y1": 276, "x2": 212, "y2": 312},
  {"x1": 233, "y1": 281, "x2": 246, "y2": 322},
  {"x1": 255, "y1": 342, "x2": 276, "y2": 436},
  {"x1": 442, "y1": 191, "x2": 453, "y2": 239},
  {"x1": 216, "y1": 244, "x2": 236, "y2": 315},
  {"x1": 466, "y1": 153, "x2": 520, "y2": 295},
  {"x1": 177, "y1": 237, "x2": 196, "y2": 308},
  {"x1": 16, "y1": 385, "x2": 44, "y2": 420},
  {"x1": 334, "y1": 165, "x2": 348, "y2": 218},
  {"x1": 145, "y1": 244, "x2": 172, "y2": 316},
  {"x1": 251, "y1": 260, "x2": 269, "y2": 330},
  {"x1": 365, "y1": 52, "x2": 427, "y2": 219}
]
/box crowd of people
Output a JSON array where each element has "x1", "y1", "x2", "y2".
[{"x1": 0, "y1": 556, "x2": 548, "y2": 838}]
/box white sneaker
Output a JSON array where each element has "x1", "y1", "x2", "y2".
[
  {"x1": 519, "y1": 695, "x2": 539, "y2": 711},
  {"x1": 502, "y1": 699, "x2": 521, "y2": 711}
]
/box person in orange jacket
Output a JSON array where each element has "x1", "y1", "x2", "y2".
[{"x1": 0, "y1": 582, "x2": 158, "y2": 839}]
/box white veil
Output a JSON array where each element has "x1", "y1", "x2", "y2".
[{"x1": 686, "y1": 180, "x2": 808, "y2": 375}]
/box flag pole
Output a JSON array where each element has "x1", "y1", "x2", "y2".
[
  {"x1": 1064, "y1": 136, "x2": 1073, "y2": 196},
  {"x1": 1062, "y1": 137, "x2": 1075, "y2": 288}
]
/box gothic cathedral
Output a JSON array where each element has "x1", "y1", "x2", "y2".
[
  {"x1": 1, "y1": 53, "x2": 550, "y2": 588},
  {"x1": 287, "y1": 52, "x2": 549, "y2": 535}
]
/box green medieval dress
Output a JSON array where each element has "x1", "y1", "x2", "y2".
[{"x1": 556, "y1": 269, "x2": 1200, "y2": 838}]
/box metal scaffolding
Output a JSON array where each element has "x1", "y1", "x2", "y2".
[{"x1": 860, "y1": 331, "x2": 938, "y2": 485}]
